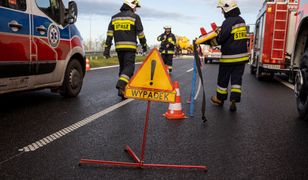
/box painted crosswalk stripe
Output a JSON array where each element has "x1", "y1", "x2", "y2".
[{"x1": 19, "y1": 99, "x2": 134, "y2": 153}]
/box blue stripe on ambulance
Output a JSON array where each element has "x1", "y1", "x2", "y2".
[
  {"x1": 70, "y1": 24, "x2": 82, "y2": 39},
  {"x1": 0, "y1": 7, "x2": 30, "y2": 35},
  {"x1": 32, "y1": 15, "x2": 70, "y2": 39}
]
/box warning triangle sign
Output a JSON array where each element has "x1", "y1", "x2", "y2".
[{"x1": 128, "y1": 48, "x2": 174, "y2": 91}]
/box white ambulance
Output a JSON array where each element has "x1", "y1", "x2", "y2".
[{"x1": 0, "y1": 0, "x2": 85, "y2": 97}]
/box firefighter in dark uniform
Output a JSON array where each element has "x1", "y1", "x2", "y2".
[
  {"x1": 157, "y1": 26, "x2": 176, "y2": 73},
  {"x1": 211, "y1": 0, "x2": 250, "y2": 112},
  {"x1": 103, "y1": 0, "x2": 147, "y2": 99}
]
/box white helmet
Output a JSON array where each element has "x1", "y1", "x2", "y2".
[
  {"x1": 164, "y1": 25, "x2": 172, "y2": 29},
  {"x1": 124, "y1": 0, "x2": 141, "y2": 9},
  {"x1": 217, "y1": 0, "x2": 238, "y2": 13}
]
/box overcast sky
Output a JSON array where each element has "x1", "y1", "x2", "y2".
[{"x1": 72, "y1": 0, "x2": 264, "y2": 46}]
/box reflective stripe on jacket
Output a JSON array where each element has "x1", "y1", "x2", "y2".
[
  {"x1": 157, "y1": 33, "x2": 176, "y2": 55},
  {"x1": 217, "y1": 11, "x2": 249, "y2": 64}
]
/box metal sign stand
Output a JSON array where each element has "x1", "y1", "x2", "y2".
[
  {"x1": 80, "y1": 49, "x2": 207, "y2": 171},
  {"x1": 79, "y1": 101, "x2": 208, "y2": 171}
]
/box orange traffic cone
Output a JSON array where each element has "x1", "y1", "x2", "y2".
[
  {"x1": 163, "y1": 81, "x2": 187, "y2": 120},
  {"x1": 86, "y1": 58, "x2": 91, "y2": 71}
]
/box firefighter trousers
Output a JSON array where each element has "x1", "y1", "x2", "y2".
[
  {"x1": 216, "y1": 63, "x2": 245, "y2": 102},
  {"x1": 161, "y1": 54, "x2": 173, "y2": 72},
  {"x1": 116, "y1": 51, "x2": 136, "y2": 90}
]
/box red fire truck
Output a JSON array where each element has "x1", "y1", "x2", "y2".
[
  {"x1": 251, "y1": 0, "x2": 308, "y2": 118},
  {"x1": 250, "y1": 0, "x2": 299, "y2": 79}
]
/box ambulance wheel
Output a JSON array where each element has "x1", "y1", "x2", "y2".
[
  {"x1": 60, "y1": 59, "x2": 84, "y2": 97},
  {"x1": 296, "y1": 50, "x2": 308, "y2": 120}
]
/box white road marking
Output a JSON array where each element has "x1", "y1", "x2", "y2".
[
  {"x1": 40, "y1": 140, "x2": 47, "y2": 146},
  {"x1": 187, "y1": 68, "x2": 194, "y2": 73},
  {"x1": 0, "y1": 152, "x2": 24, "y2": 166},
  {"x1": 29, "y1": 145, "x2": 35, "y2": 151},
  {"x1": 90, "y1": 62, "x2": 142, "y2": 71},
  {"x1": 275, "y1": 77, "x2": 294, "y2": 90},
  {"x1": 36, "y1": 141, "x2": 43, "y2": 147},
  {"x1": 43, "y1": 138, "x2": 50, "y2": 144},
  {"x1": 19, "y1": 99, "x2": 134, "y2": 153}
]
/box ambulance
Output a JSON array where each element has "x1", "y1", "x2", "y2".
[{"x1": 0, "y1": 0, "x2": 85, "y2": 97}]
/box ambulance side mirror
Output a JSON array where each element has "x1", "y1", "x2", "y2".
[{"x1": 67, "y1": 1, "x2": 78, "y2": 24}]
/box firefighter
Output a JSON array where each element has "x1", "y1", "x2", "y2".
[
  {"x1": 157, "y1": 26, "x2": 176, "y2": 73},
  {"x1": 103, "y1": 0, "x2": 147, "y2": 99},
  {"x1": 210, "y1": 0, "x2": 250, "y2": 112}
]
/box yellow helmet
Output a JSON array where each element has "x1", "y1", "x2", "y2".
[
  {"x1": 124, "y1": 0, "x2": 141, "y2": 9},
  {"x1": 217, "y1": 0, "x2": 238, "y2": 13}
]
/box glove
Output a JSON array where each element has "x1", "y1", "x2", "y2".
[
  {"x1": 103, "y1": 47, "x2": 111, "y2": 59},
  {"x1": 163, "y1": 35, "x2": 167, "y2": 41},
  {"x1": 142, "y1": 45, "x2": 147, "y2": 53}
]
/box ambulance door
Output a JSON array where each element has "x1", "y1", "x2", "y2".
[
  {"x1": 0, "y1": 0, "x2": 30, "y2": 78},
  {"x1": 32, "y1": 0, "x2": 64, "y2": 75}
]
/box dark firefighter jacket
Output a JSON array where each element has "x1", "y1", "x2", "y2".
[
  {"x1": 157, "y1": 33, "x2": 176, "y2": 55},
  {"x1": 105, "y1": 4, "x2": 147, "y2": 51},
  {"x1": 217, "y1": 8, "x2": 250, "y2": 64}
]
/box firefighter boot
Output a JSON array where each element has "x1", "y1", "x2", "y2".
[
  {"x1": 229, "y1": 100, "x2": 237, "y2": 112},
  {"x1": 211, "y1": 96, "x2": 224, "y2": 106},
  {"x1": 116, "y1": 80, "x2": 127, "y2": 100}
]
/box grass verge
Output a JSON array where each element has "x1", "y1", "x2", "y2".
[{"x1": 88, "y1": 55, "x2": 146, "y2": 68}]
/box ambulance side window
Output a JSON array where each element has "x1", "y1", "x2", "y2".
[
  {"x1": 0, "y1": 0, "x2": 27, "y2": 11},
  {"x1": 36, "y1": 0, "x2": 62, "y2": 24}
]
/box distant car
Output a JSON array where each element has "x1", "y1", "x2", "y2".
[{"x1": 0, "y1": 0, "x2": 86, "y2": 97}]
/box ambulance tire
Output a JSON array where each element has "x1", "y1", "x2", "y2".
[
  {"x1": 60, "y1": 59, "x2": 84, "y2": 97},
  {"x1": 297, "y1": 50, "x2": 308, "y2": 120}
]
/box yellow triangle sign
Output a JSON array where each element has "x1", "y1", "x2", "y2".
[
  {"x1": 125, "y1": 49, "x2": 176, "y2": 103},
  {"x1": 129, "y1": 48, "x2": 174, "y2": 91}
]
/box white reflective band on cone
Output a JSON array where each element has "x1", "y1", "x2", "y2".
[
  {"x1": 176, "y1": 88, "x2": 180, "y2": 96},
  {"x1": 169, "y1": 103, "x2": 182, "y2": 111}
]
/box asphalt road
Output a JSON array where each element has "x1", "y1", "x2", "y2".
[{"x1": 1, "y1": 58, "x2": 308, "y2": 179}]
